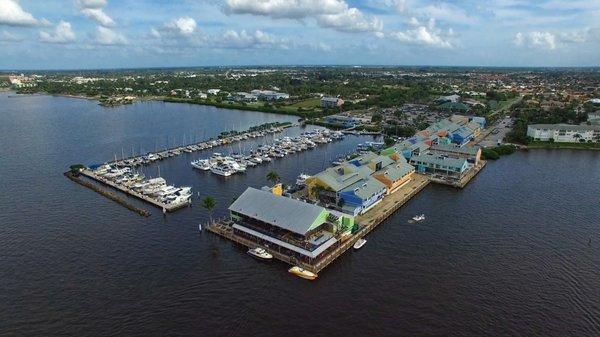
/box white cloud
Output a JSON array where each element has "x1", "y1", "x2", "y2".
[
  {"x1": 0, "y1": 29, "x2": 22, "y2": 41},
  {"x1": 225, "y1": 0, "x2": 346, "y2": 19},
  {"x1": 166, "y1": 17, "x2": 196, "y2": 36},
  {"x1": 514, "y1": 31, "x2": 556, "y2": 50},
  {"x1": 418, "y1": 3, "x2": 476, "y2": 25},
  {"x1": 75, "y1": 0, "x2": 107, "y2": 8},
  {"x1": 81, "y1": 8, "x2": 114, "y2": 27},
  {"x1": 225, "y1": 0, "x2": 383, "y2": 33},
  {"x1": 390, "y1": 18, "x2": 453, "y2": 48},
  {"x1": 216, "y1": 29, "x2": 288, "y2": 49},
  {"x1": 514, "y1": 29, "x2": 593, "y2": 50},
  {"x1": 77, "y1": 0, "x2": 114, "y2": 27},
  {"x1": 317, "y1": 8, "x2": 383, "y2": 33},
  {"x1": 0, "y1": 0, "x2": 38, "y2": 26},
  {"x1": 39, "y1": 20, "x2": 76, "y2": 43},
  {"x1": 94, "y1": 26, "x2": 126, "y2": 45}
]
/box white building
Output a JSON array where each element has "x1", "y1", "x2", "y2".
[
  {"x1": 207, "y1": 89, "x2": 221, "y2": 95},
  {"x1": 527, "y1": 124, "x2": 600, "y2": 143},
  {"x1": 321, "y1": 97, "x2": 344, "y2": 108},
  {"x1": 250, "y1": 89, "x2": 289, "y2": 101}
]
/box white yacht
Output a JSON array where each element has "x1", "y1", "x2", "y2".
[
  {"x1": 353, "y1": 238, "x2": 367, "y2": 250},
  {"x1": 248, "y1": 247, "x2": 273, "y2": 260},
  {"x1": 191, "y1": 159, "x2": 212, "y2": 171},
  {"x1": 211, "y1": 163, "x2": 236, "y2": 177}
]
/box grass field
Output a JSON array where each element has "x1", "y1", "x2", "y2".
[{"x1": 288, "y1": 98, "x2": 321, "y2": 108}]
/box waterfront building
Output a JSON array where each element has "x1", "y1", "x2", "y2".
[
  {"x1": 409, "y1": 152, "x2": 470, "y2": 179},
  {"x1": 527, "y1": 124, "x2": 600, "y2": 142},
  {"x1": 207, "y1": 89, "x2": 221, "y2": 95},
  {"x1": 372, "y1": 159, "x2": 415, "y2": 195},
  {"x1": 324, "y1": 115, "x2": 359, "y2": 128},
  {"x1": 229, "y1": 187, "x2": 354, "y2": 263},
  {"x1": 229, "y1": 92, "x2": 258, "y2": 102},
  {"x1": 430, "y1": 144, "x2": 482, "y2": 165},
  {"x1": 321, "y1": 97, "x2": 344, "y2": 108},
  {"x1": 306, "y1": 159, "x2": 389, "y2": 216}
]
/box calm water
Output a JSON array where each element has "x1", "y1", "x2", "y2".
[{"x1": 1, "y1": 92, "x2": 600, "y2": 337}]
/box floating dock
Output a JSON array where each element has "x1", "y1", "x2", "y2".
[
  {"x1": 79, "y1": 169, "x2": 189, "y2": 213},
  {"x1": 206, "y1": 174, "x2": 431, "y2": 274}
]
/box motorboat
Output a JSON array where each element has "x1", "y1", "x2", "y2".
[
  {"x1": 247, "y1": 247, "x2": 273, "y2": 260},
  {"x1": 296, "y1": 173, "x2": 311, "y2": 186},
  {"x1": 288, "y1": 266, "x2": 317, "y2": 280},
  {"x1": 211, "y1": 163, "x2": 236, "y2": 177},
  {"x1": 191, "y1": 159, "x2": 211, "y2": 171},
  {"x1": 353, "y1": 238, "x2": 367, "y2": 250},
  {"x1": 412, "y1": 214, "x2": 426, "y2": 222}
]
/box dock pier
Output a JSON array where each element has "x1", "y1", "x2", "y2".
[
  {"x1": 79, "y1": 169, "x2": 189, "y2": 213},
  {"x1": 206, "y1": 174, "x2": 431, "y2": 274}
]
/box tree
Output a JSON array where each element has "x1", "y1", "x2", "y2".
[
  {"x1": 384, "y1": 136, "x2": 395, "y2": 147},
  {"x1": 202, "y1": 197, "x2": 216, "y2": 223},
  {"x1": 266, "y1": 171, "x2": 280, "y2": 186}
]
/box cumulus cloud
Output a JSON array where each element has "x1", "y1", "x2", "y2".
[
  {"x1": 216, "y1": 29, "x2": 288, "y2": 49},
  {"x1": 0, "y1": 0, "x2": 38, "y2": 26},
  {"x1": 75, "y1": 0, "x2": 107, "y2": 8},
  {"x1": 390, "y1": 18, "x2": 453, "y2": 48},
  {"x1": 94, "y1": 26, "x2": 126, "y2": 45},
  {"x1": 514, "y1": 29, "x2": 593, "y2": 50},
  {"x1": 39, "y1": 20, "x2": 76, "y2": 43},
  {"x1": 225, "y1": 0, "x2": 383, "y2": 33},
  {"x1": 225, "y1": 0, "x2": 346, "y2": 18},
  {"x1": 152, "y1": 17, "x2": 197, "y2": 38},
  {"x1": 77, "y1": 0, "x2": 114, "y2": 27},
  {"x1": 317, "y1": 8, "x2": 383, "y2": 33}
]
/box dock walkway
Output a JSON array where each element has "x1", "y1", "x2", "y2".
[
  {"x1": 80, "y1": 169, "x2": 189, "y2": 212},
  {"x1": 206, "y1": 174, "x2": 430, "y2": 274}
]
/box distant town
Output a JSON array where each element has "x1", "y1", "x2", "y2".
[{"x1": 2, "y1": 67, "x2": 599, "y2": 151}]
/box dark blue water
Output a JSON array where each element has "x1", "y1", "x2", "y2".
[{"x1": 1, "y1": 92, "x2": 600, "y2": 336}]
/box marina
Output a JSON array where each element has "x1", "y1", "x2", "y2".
[{"x1": 191, "y1": 129, "x2": 345, "y2": 176}]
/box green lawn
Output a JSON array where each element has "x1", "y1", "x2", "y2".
[{"x1": 288, "y1": 98, "x2": 321, "y2": 108}]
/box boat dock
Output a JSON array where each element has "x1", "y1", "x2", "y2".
[
  {"x1": 206, "y1": 174, "x2": 431, "y2": 274},
  {"x1": 79, "y1": 169, "x2": 189, "y2": 212},
  {"x1": 109, "y1": 123, "x2": 293, "y2": 167}
]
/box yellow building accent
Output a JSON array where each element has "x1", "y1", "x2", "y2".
[
  {"x1": 373, "y1": 171, "x2": 414, "y2": 195},
  {"x1": 272, "y1": 183, "x2": 283, "y2": 196}
]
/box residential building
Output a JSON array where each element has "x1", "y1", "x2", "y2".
[
  {"x1": 409, "y1": 152, "x2": 470, "y2": 179},
  {"x1": 527, "y1": 124, "x2": 600, "y2": 142},
  {"x1": 324, "y1": 115, "x2": 359, "y2": 128},
  {"x1": 229, "y1": 187, "x2": 354, "y2": 263},
  {"x1": 430, "y1": 144, "x2": 482, "y2": 165},
  {"x1": 207, "y1": 89, "x2": 221, "y2": 95},
  {"x1": 372, "y1": 159, "x2": 415, "y2": 194},
  {"x1": 321, "y1": 97, "x2": 344, "y2": 108},
  {"x1": 250, "y1": 89, "x2": 290, "y2": 101}
]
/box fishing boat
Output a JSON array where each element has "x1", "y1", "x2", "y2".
[
  {"x1": 247, "y1": 247, "x2": 273, "y2": 260},
  {"x1": 412, "y1": 214, "x2": 426, "y2": 222},
  {"x1": 353, "y1": 238, "x2": 367, "y2": 250},
  {"x1": 288, "y1": 266, "x2": 317, "y2": 280}
]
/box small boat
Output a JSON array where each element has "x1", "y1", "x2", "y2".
[
  {"x1": 296, "y1": 173, "x2": 311, "y2": 186},
  {"x1": 412, "y1": 214, "x2": 426, "y2": 222},
  {"x1": 248, "y1": 247, "x2": 273, "y2": 260},
  {"x1": 353, "y1": 238, "x2": 367, "y2": 250},
  {"x1": 288, "y1": 266, "x2": 317, "y2": 280}
]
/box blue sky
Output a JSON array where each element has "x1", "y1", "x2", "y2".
[{"x1": 0, "y1": 0, "x2": 599, "y2": 69}]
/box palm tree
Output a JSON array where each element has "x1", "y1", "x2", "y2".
[
  {"x1": 266, "y1": 171, "x2": 280, "y2": 186},
  {"x1": 202, "y1": 196, "x2": 216, "y2": 223}
]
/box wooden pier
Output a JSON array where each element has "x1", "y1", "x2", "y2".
[
  {"x1": 206, "y1": 174, "x2": 431, "y2": 274},
  {"x1": 79, "y1": 169, "x2": 189, "y2": 213}
]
